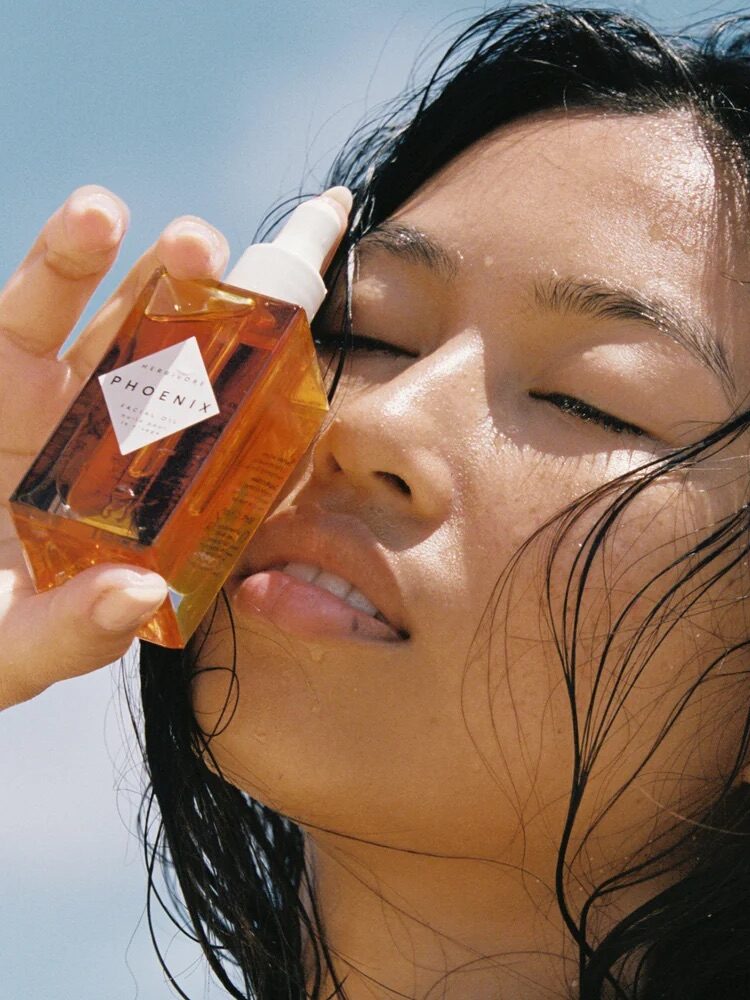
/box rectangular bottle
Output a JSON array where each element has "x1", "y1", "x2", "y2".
[
  {"x1": 8, "y1": 190, "x2": 350, "y2": 648},
  {"x1": 9, "y1": 268, "x2": 328, "y2": 646}
]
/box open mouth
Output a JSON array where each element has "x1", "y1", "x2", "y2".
[{"x1": 231, "y1": 563, "x2": 410, "y2": 643}]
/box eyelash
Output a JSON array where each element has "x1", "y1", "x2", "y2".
[
  {"x1": 313, "y1": 332, "x2": 418, "y2": 357},
  {"x1": 528, "y1": 391, "x2": 646, "y2": 438},
  {"x1": 313, "y1": 334, "x2": 647, "y2": 438}
]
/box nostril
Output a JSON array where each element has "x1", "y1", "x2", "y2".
[{"x1": 375, "y1": 471, "x2": 411, "y2": 497}]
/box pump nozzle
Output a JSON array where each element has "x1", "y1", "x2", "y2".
[{"x1": 225, "y1": 187, "x2": 352, "y2": 322}]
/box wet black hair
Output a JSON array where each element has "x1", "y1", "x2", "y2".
[{"x1": 132, "y1": 4, "x2": 750, "y2": 998}]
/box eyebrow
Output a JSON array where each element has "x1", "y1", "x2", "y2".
[
  {"x1": 533, "y1": 276, "x2": 736, "y2": 401},
  {"x1": 357, "y1": 221, "x2": 459, "y2": 281},
  {"x1": 357, "y1": 223, "x2": 736, "y2": 401}
]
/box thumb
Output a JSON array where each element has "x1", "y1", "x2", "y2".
[{"x1": 1, "y1": 565, "x2": 168, "y2": 709}]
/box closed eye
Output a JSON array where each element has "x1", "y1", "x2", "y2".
[
  {"x1": 313, "y1": 332, "x2": 418, "y2": 357},
  {"x1": 313, "y1": 334, "x2": 648, "y2": 438},
  {"x1": 530, "y1": 391, "x2": 647, "y2": 437}
]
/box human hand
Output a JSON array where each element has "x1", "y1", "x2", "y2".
[{"x1": 0, "y1": 186, "x2": 230, "y2": 709}]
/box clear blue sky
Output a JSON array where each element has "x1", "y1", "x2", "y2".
[{"x1": 0, "y1": 1, "x2": 744, "y2": 998}]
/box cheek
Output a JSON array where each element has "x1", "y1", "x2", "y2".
[
  {"x1": 512, "y1": 473, "x2": 745, "y2": 852},
  {"x1": 455, "y1": 456, "x2": 748, "y2": 846}
]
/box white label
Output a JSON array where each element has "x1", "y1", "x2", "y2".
[{"x1": 98, "y1": 336, "x2": 220, "y2": 455}]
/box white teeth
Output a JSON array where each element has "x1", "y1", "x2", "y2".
[
  {"x1": 283, "y1": 561, "x2": 320, "y2": 583},
  {"x1": 279, "y1": 561, "x2": 381, "y2": 619},
  {"x1": 315, "y1": 570, "x2": 353, "y2": 599},
  {"x1": 344, "y1": 587, "x2": 378, "y2": 616}
]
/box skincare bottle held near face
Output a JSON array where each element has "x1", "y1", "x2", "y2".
[{"x1": 9, "y1": 187, "x2": 352, "y2": 648}]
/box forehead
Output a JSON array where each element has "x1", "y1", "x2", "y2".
[
  {"x1": 396, "y1": 110, "x2": 719, "y2": 273},
  {"x1": 388, "y1": 108, "x2": 750, "y2": 388}
]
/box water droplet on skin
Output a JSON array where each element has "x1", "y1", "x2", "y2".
[{"x1": 306, "y1": 644, "x2": 326, "y2": 664}]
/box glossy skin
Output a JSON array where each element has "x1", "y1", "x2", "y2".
[
  {"x1": 2, "y1": 109, "x2": 749, "y2": 998},
  {"x1": 193, "y1": 111, "x2": 750, "y2": 997}
]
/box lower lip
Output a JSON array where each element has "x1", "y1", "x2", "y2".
[{"x1": 229, "y1": 570, "x2": 406, "y2": 643}]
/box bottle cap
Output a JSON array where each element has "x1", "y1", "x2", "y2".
[{"x1": 225, "y1": 187, "x2": 352, "y2": 321}]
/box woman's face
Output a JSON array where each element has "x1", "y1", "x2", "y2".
[{"x1": 194, "y1": 110, "x2": 750, "y2": 883}]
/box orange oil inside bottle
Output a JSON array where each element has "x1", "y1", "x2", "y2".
[{"x1": 10, "y1": 267, "x2": 329, "y2": 647}]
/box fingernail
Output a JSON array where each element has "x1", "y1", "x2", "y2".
[
  {"x1": 167, "y1": 219, "x2": 225, "y2": 269},
  {"x1": 92, "y1": 576, "x2": 168, "y2": 632},
  {"x1": 65, "y1": 189, "x2": 125, "y2": 251}
]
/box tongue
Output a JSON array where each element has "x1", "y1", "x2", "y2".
[{"x1": 234, "y1": 569, "x2": 403, "y2": 642}]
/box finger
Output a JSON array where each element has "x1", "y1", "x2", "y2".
[
  {"x1": 62, "y1": 215, "x2": 230, "y2": 374},
  {"x1": 0, "y1": 563, "x2": 168, "y2": 711},
  {"x1": 0, "y1": 185, "x2": 129, "y2": 357}
]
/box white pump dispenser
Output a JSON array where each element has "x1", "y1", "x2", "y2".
[{"x1": 224, "y1": 187, "x2": 352, "y2": 322}]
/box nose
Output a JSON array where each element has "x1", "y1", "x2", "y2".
[{"x1": 308, "y1": 376, "x2": 456, "y2": 525}]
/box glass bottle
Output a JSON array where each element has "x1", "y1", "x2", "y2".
[{"x1": 9, "y1": 189, "x2": 350, "y2": 647}]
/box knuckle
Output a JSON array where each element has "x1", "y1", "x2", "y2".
[
  {"x1": 45, "y1": 245, "x2": 117, "y2": 281},
  {"x1": 0, "y1": 659, "x2": 45, "y2": 710}
]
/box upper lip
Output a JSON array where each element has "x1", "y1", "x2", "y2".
[{"x1": 234, "y1": 507, "x2": 410, "y2": 638}]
